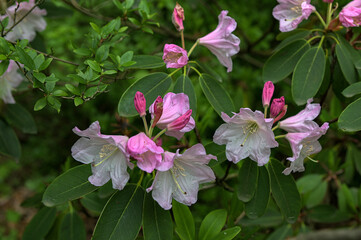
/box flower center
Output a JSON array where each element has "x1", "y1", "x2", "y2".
[
  {"x1": 93, "y1": 144, "x2": 118, "y2": 167},
  {"x1": 240, "y1": 121, "x2": 259, "y2": 147},
  {"x1": 171, "y1": 161, "x2": 187, "y2": 195},
  {"x1": 164, "y1": 52, "x2": 183, "y2": 63}
]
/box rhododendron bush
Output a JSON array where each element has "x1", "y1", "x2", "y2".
[{"x1": 1, "y1": 0, "x2": 361, "y2": 239}]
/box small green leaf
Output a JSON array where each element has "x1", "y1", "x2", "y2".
[
  {"x1": 96, "y1": 45, "x2": 110, "y2": 62},
  {"x1": 53, "y1": 90, "x2": 68, "y2": 97},
  {"x1": 34, "y1": 97, "x2": 47, "y2": 111},
  {"x1": 124, "y1": 0, "x2": 134, "y2": 9},
  {"x1": 74, "y1": 97, "x2": 84, "y2": 106},
  {"x1": 90, "y1": 22, "x2": 101, "y2": 33},
  {"x1": 34, "y1": 54, "x2": 45, "y2": 70},
  {"x1": 33, "y1": 72, "x2": 46, "y2": 83},
  {"x1": 305, "y1": 180, "x2": 327, "y2": 208},
  {"x1": 3, "y1": 103, "x2": 37, "y2": 134},
  {"x1": 237, "y1": 159, "x2": 259, "y2": 202},
  {"x1": 342, "y1": 82, "x2": 361, "y2": 98},
  {"x1": 128, "y1": 55, "x2": 165, "y2": 69},
  {"x1": 0, "y1": 59, "x2": 9, "y2": 75},
  {"x1": 22, "y1": 207, "x2": 57, "y2": 240},
  {"x1": 338, "y1": 97, "x2": 361, "y2": 132},
  {"x1": 296, "y1": 174, "x2": 324, "y2": 194},
  {"x1": 210, "y1": 226, "x2": 241, "y2": 240},
  {"x1": 205, "y1": 143, "x2": 226, "y2": 167},
  {"x1": 86, "y1": 60, "x2": 102, "y2": 72},
  {"x1": 39, "y1": 58, "x2": 53, "y2": 71},
  {"x1": 309, "y1": 205, "x2": 351, "y2": 223},
  {"x1": 112, "y1": 0, "x2": 124, "y2": 11},
  {"x1": 173, "y1": 200, "x2": 195, "y2": 240},
  {"x1": 65, "y1": 84, "x2": 80, "y2": 95},
  {"x1": 74, "y1": 48, "x2": 92, "y2": 57},
  {"x1": 266, "y1": 224, "x2": 292, "y2": 240},
  {"x1": 199, "y1": 209, "x2": 227, "y2": 240},
  {"x1": 59, "y1": 212, "x2": 86, "y2": 240},
  {"x1": 120, "y1": 51, "x2": 134, "y2": 65},
  {"x1": 174, "y1": 75, "x2": 197, "y2": 117},
  {"x1": 16, "y1": 46, "x2": 35, "y2": 69},
  {"x1": 0, "y1": 119, "x2": 21, "y2": 159}
]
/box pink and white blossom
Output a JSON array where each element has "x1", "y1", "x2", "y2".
[
  {"x1": 147, "y1": 144, "x2": 216, "y2": 210},
  {"x1": 273, "y1": 0, "x2": 316, "y2": 32},
  {"x1": 213, "y1": 109, "x2": 278, "y2": 166},
  {"x1": 279, "y1": 98, "x2": 321, "y2": 133},
  {"x1": 71, "y1": 121, "x2": 131, "y2": 190},
  {"x1": 199, "y1": 10, "x2": 240, "y2": 72},
  {"x1": 283, "y1": 123, "x2": 329, "y2": 175},
  {"x1": 339, "y1": 0, "x2": 361, "y2": 27},
  {"x1": 0, "y1": 60, "x2": 24, "y2": 104},
  {"x1": 1, "y1": 0, "x2": 47, "y2": 42},
  {"x1": 149, "y1": 93, "x2": 195, "y2": 140},
  {"x1": 127, "y1": 132, "x2": 164, "y2": 173},
  {"x1": 163, "y1": 44, "x2": 188, "y2": 68}
]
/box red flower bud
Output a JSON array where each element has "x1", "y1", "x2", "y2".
[
  {"x1": 152, "y1": 96, "x2": 163, "y2": 128},
  {"x1": 270, "y1": 96, "x2": 285, "y2": 118},
  {"x1": 167, "y1": 109, "x2": 192, "y2": 131},
  {"x1": 262, "y1": 81, "x2": 274, "y2": 107},
  {"x1": 134, "y1": 91, "x2": 146, "y2": 117}
]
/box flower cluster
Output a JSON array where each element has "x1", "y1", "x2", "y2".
[
  {"x1": 214, "y1": 81, "x2": 328, "y2": 174},
  {"x1": 71, "y1": 92, "x2": 216, "y2": 210}
]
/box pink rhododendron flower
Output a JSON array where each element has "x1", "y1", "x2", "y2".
[
  {"x1": 0, "y1": 60, "x2": 24, "y2": 104},
  {"x1": 134, "y1": 91, "x2": 146, "y2": 117},
  {"x1": 279, "y1": 98, "x2": 321, "y2": 133},
  {"x1": 147, "y1": 144, "x2": 216, "y2": 210},
  {"x1": 1, "y1": 0, "x2": 47, "y2": 41},
  {"x1": 283, "y1": 123, "x2": 329, "y2": 175},
  {"x1": 273, "y1": 0, "x2": 316, "y2": 32},
  {"x1": 262, "y1": 81, "x2": 275, "y2": 107},
  {"x1": 163, "y1": 44, "x2": 188, "y2": 68},
  {"x1": 71, "y1": 121, "x2": 131, "y2": 190},
  {"x1": 127, "y1": 132, "x2": 164, "y2": 173},
  {"x1": 172, "y1": 2, "x2": 185, "y2": 31},
  {"x1": 340, "y1": 0, "x2": 361, "y2": 27},
  {"x1": 213, "y1": 109, "x2": 278, "y2": 166},
  {"x1": 149, "y1": 93, "x2": 195, "y2": 140},
  {"x1": 199, "y1": 10, "x2": 240, "y2": 72}
]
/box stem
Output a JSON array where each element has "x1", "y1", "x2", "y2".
[
  {"x1": 328, "y1": 35, "x2": 340, "y2": 44},
  {"x1": 181, "y1": 30, "x2": 185, "y2": 49},
  {"x1": 137, "y1": 171, "x2": 144, "y2": 187},
  {"x1": 272, "y1": 123, "x2": 279, "y2": 131},
  {"x1": 187, "y1": 39, "x2": 199, "y2": 57},
  {"x1": 314, "y1": 11, "x2": 327, "y2": 29},
  {"x1": 275, "y1": 134, "x2": 286, "y2": 139},
  {"x1": 168, "y1": 68, "x2": 181, "y2": 77},
  {"x1": 318, "y1": 36, "x2": 325, "y2": 49},
  {"x1": 148, "y1": 118, "x2": 154, "y2": 137},
  {"x1": 142, "y1": 116, "x2": 149, "y2": 136},
  {"x1": 264, "y1": 106, "x2": 268, "y2": 118},
  {"x1": 326, "y1": 3, "x2": 333, "y2": 27},
  {"x1": 307, "y1": 35, "x2": 321, "y2": 44},
  {"x1": 190, "y1": 66, "x2": 202, "y2": 77},
  {"x1": 152, "y1": 128, "x2": 167, "y2": 142}
]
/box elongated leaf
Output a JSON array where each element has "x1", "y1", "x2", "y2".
[
  {"x1": 174, "y1": 75, "x2": 197, "y2": 117},
  {"x1": 16, "y1": 46, "x2": 35, "y2": 69},
  {"x1": 305, "y1": 181, "x2": 327, "y2": 208},
  {"x1": 173, "y1": 200, "x2": 195, "y2": 240},
  {"x1": 263, "y1": 40, "x2": 310, "y2": 83},
  {"x1": 42, "y1": 165, "x2": 98, "y2": 207},
  {"x1": 0, "y1": 119, "x2": 21, "y2": 159},
  {"x1": 296, "y1": 174, "x2": 324, "y2": 194},
  {"x1": 199, "y1": 209, "x2": 227, "y2": 240},
  {"x1": 338, "y1": 97, "x2": 361, "y2": 132},
  {"x1": 336, "y1": 44, "x2": 358, "y2": 84},
  {"x1": 245, "y1": 166, "x2": 270, "y2": 218},
  {"x1": 143, "y1": 193, "x2": 173, "y2": 240},
  {"x1": 268, "y1": 159, "x2": 301, "y2": 223},
  {"x1": 22, "y1": 207, "x2": 57, "y2": 240},
  {"x1": 292, "y1": 47, "x2": 326, "y2": 105},
  {"x1": 128, "y1": 55, "x2": 165, "y2": 69},
  {"x1": 205, "y1": 142, "x2": 226, "y2": 167},
  {"x1": 211, "y1": 226, "x2": 241, "y2": 240},
  {"x1": 309, "y1": 205, "x2": 351, "y2": 223},
  {"x1": 342, "y1": 82, "x2": 361, "y2": 98},
  {"x1": 92, "y1": 185, "x2": 145, "y2": 240},
  {"x1": 59, "y1": 211, "x2": 86, "y2": 240},
  {"x1": 274, "y1": 31, "x2": 311, "y2": 52},
  {"x1": 0, "y1": 59, "x2": 9, "y2": 75},
  {"x1": 266, "y1": 225, "x2": 292, "y2": 240},
  {"x1": 3, "y1": 103, "x2": 37, "y2": 134},
  {"x1": 118, "y1": 72, "x2": 172, "y2": 117},
  {"x1": 237, "y1": 159, "x2": 259, "y2": 202},
  {"x1": 346, "y1": 144, "x2": 361, "y2": 176},
  {"x1": 337, "y1": 34, "x2": 361, "y2": 78},
  {"x1": 80, "y1": 192, "x2": 108, "y2": 214},
  {"x1": 199, "y1": 73, "x2": 235, "y2": 116}
]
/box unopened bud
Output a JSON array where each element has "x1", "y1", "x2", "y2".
[
  {"x1": 270, "y1": 96, "x2": 285, "y2": 118},
  {"x1": 152, "y1": 96, "x2": 163, "y2": 128},
  {"x1": 262, "y1": 81, "x2": 274, "y2": 107},
  {"x1": 167, "y1": 109, "x2": 192, "y2": 131},
  {"x1": 172, "y1": 2, "x2": 185, "y2": 31},
  {"x1": 274, "y1": 105, "x2": 288, "y2": 123},
  {"x1": 134, "y1": 91, "x2": 146, "y2": 117}
]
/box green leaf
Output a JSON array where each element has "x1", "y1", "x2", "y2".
[
  {"x1": 86, "y1": 60, "x2": 102, "y2": 72},
  {"x1": 205, "y1": 143, "x2": 226, "y2": 167},
  {"x1": 22, "y1": 207, "x2": 57, "y2": 240},
  {"x1": 309, "y1": 205, "x2": 351, "y2": 223},
  {"x1": 347, "y1": 144, "x2": 361, "y2": 176},
  {"x1": 16, "y1": 46, "x2": 35, "y2": 69},
  {"x1": 305, "y1": 181, "x2": 327, "y2": 208},
  {"x1": 118, "y1": 72, "x2": 172, "y2": 117},
  {"x1": 268, "y1": 159, "x2": 301, "y2": 223},
  {"x1": 34, "y1": 97, "x2": 47, "y2": 111},
  {"x1": 90, "y1": 22, "x2": 101, "y2": 33},
  {"x1": 3, "y1": 103, "x2": 37, "y2": 134},
  {"x1": 0, "y1": 119, "x2": 21, "y2": 159},
  {"x1": 199, "y1": 209, "x2": 227, "y2": 240},
  {"x1": 174, "y1": 75, "x2": 197, "y2": 117},
  {"x1": 274, "y1": 31, "x2": 311, "y2": 52},
  {"x1": 292, "y1": 47, "x2": 326, "y2": 105},
  {"x1": 53, "y1": 90, "x2": 68, "y2": 97},
  {"x1": 143, "y1": 193, "x2": 173, "y2": 240},
  {"x1": 199, "y1": 73, "x2": 235, "y2": 117},
  {"x1": 266, "y1": 225, "x2": 292, "y2": 240},
  {"x1": 124, "y1": 0, "x2": 134, "y2": 9},
  {"x1": 74, "y1": 48, "x2": 92, "y2": 56},
  {"x1": 340, "y1": 184, "x2": 357, "y2": 213},
  {"x1": 128, "y1": 55, "x2": 165, "y2": 69},
  {"x1": 112, "y1": 0, "x2": 124, "y2": 11},
  {"x1": 34, "y1": 54, "x2": 45, "y2": 70},
  {"x1": 59, "y1": 211, "x2": 86, "y2": 240},
  {"x1": 80, "y1": 192, "x2": 108, "y2": 214},
  {"x1": 33, "y1": 72, "x2": 46, "y2": 83},
  {"x1": 296, "y1": 174, "x2": 324, "y2": 194},
  {"x1": 95, "y1": 45, "x2": 110, "y2": 62},
  {"x1": 210, "y1": 226, "x2": 241, "y2": 240},
  {"x1": 342, "y1": 82, "x2": 361, "y2": 98},
  {"x1": 0, "y1": 37, "x2": 10, "y2": 54},
  {"x1": 92, "y1": 185, "x2": 145, "y2": 240},
  {"x1": 65, "y1": 84, "x2": 80, "y2": 95},
  {"x1": 0, "y1": 59, "x2": 9, "y2": 75},
  {"x1": 336, "y1": 44, "x2": 358, "y2": 84},
  {"x1": 74, "y1": 97, "x2": 84, "y2": 106},
  {"x1": 245, "y1": 166, "x2": 270, "y2": 219},
  {"x1": 338, "y1": 97, "x2": 361, "y2": 132},
  {"x1": 39, "y1": 58, "x2": 53, "y2": 71},
  {"x1": 237, "y1": 159, "x2": 259, "y2": 202},
  {"x1": 120, "y1": 51, "x2": 134, "y2": 65},
  {"x1": 173, "y1": 200, "x2": 195, "y2": 240},
  {"x1": 42, "y1": 165, "x2": 99, "y2": 207},
  {"x1": 263, "y1": 40, "x2": 310, "y2": 83}
]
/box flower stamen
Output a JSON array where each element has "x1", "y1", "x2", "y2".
[
  {"x1": 240, "y1": 121, "x2": 258, "y2": 147},
  {"x1": 93, "y1": 144, "x2": 117, "y2": 167}
]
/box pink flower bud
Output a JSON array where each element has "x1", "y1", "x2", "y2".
[
  {"x1": 134, "y1": 91, "x2": 146, "y2": 117},
  {"x1": 172, "y1": 2, "x2": 185, "y2": 31},
  {"x1": 274, "y1": 105, "x2": 288, "y2": 123},
  {"x1": 262, "y1": 81, "x2": 274, "y2": 107},
  {"x1": 152, "y1": 96, "x2": 163, "y2": 128},
  {"x1": 167, "y1": 109, "x2": 192, "y2": 131},
  {"x1": 270, "y1": 96, "x2": 285, "y2": 118}
]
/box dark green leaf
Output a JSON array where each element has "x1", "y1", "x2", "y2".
[
  {"x1": 342, "y1": 82, "x2": 361, "y2": 98},
  {"x1": 266, "y1": 225, "x2": 292, "y2": 240},
  {"x1": 128, "y1": 55, "x2": 165, "y2": 69},
  {"x1": 74, "y1": 48, "x2": 92, "y2": 56},
  {"x1": 237, "y1": 159, "x2": 259, "y2": 202},
  {"x1": 33, "y1": 72, "x2": 46, "y2": 83},
  {"x1": 296, "y1": 174, "x2": 324, "y2": 194},
  {"x1": 92, "y1": 185, "x2": 145, "y2": 240},
  {"x1": 118, "y1": 72, "x2": 172, "y2": 117},
  {"x1": 42, "y1": 165, "x2": 98, "y2": 207},
  {"x1": 22, "y1": 207, "x2": 57, "y2": 240},
  {"x1": 86, "y1": 60, "x2": 102, "y2": 72},
  {"x1": 80, "y1": 192, "x2": 108, "y2": 214},
  {"x1": 34, "y1": 97, "x2": 47, "y2": 111},
  {"x1": 174, "y1": 75, "x2": 197, "y2": 117},
  {"x1": 0, "y1": 119, "x2": 21, "y2": 159},
  {"x1": 336, "y1": 44, "x2": 358, "y2": 84},
  {"x1": 34, "y1": 54, "x2": 45, "y2": 70},
  {"x1": 309, "y1": 205, "x2": 351, "y2": 223},
  {"x1": 199, "y1": 209, "x2": 227, "y2": 240},
  {"x1": 305, "y1": 181, "x2": 327, "y2": 208},
  {"x1": 205, "y1": 143, "x2": 226, "y2": 167},
  {"x1": 16, "y1": 46, "x2": 35, "y2": 69},
  {"x1": 263, "y1": 40, "x2": 310, "y2": 83},
  {"x1": 338, "y1": 97, "x2": 361, "y2": 132},
  {"x1": 245, "y1": 166, "x2": 270, "y2": 219},
  {"x1": 173, "y1": 200, "x2": 195, "y2": 240},
  {"x1": 0, "y1": 59, "x2": 9, "y2": 75},
  {"x1": 268, "y1": 159, "x2": 301, "y2": 223},
  {"x1": 3, "y1": 103, "x2": 37, "y2": 134},
  {"x1": 39, "y1": 58, "x2": 53, "y2": 71},
  {"x1": 120, "y1": 51, "x2": 134, "y2": 65},
  {"x1": 211, "y1": 226, "x2": 241, "y2": 240},
  {"x1": 143, "y1": 193, "x2": 173, "y2": 240},
  {"x1": 274, "y1": 31, "x2": 311, "y2": 52},
  {"x1": 292, "y1": 47, "x2": 326, "y2": 105},
  {"x1": 95, "y1": 45, "x2": 110, "y2": 62},
  {"x1": 347, "y1": 144, "x2": 361, "y2": 176},
  {"x1": 199, "y1": 74, "x2": 235, "y2": 117},
  {"x1": 59, "y1": 211, "x2": 86, "y2": 240}
]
